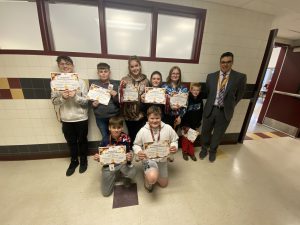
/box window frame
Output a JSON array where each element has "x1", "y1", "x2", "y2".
[{"x1": 0, "y1": 0, "x2": 206, "y2": 64}]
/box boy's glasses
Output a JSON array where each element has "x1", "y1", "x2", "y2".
[{"x1": 59, "y1": 62, "x2": 73, "y2": 66}]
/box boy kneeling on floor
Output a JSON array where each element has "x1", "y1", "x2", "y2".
[
  {"x1": 94, "y1": 116, "x2": 136, "y2": 197},
  {"x1": 133, "y1": 106, "x2": 178, "y2": 192}
]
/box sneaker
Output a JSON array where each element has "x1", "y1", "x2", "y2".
[
  {"x1": 123, "y1": 177, "x2": 132, "y2": 188},
  {"x1": 79, "y1": 157, "x2": 88, "y2": 173},
  {"x1": 167, "y1": 155, "x2": 174, "y2": 162},
  {"x1": 182, "y1": 152, "x2": 189, "y2": 161},
  {"x1": 79, "y1": 163, "x2": 88, "y2": 174},
  {"x1": 144, "y1": 182, "x2": 154, "y2": 193},
  {"x1": 190, "y1": 154, "x2": 197, "y2": 161},
  {"x1": 209, "y1": 152, "x2": 216, "y2": 163},
  {"x1": 66, "y1": 160, "x2": 79, "y2": 176},
  {"x1": 199, "y1": 149, "x2": 208, "y2": 160}
]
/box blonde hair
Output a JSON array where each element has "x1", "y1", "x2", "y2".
[
  {"x1": 128, "y1": 55, "x2": 142, "y2": 75},
  {"x1": 190, "y1": 82, "x2": 201, "y2": 90}
]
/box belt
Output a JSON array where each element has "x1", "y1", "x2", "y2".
[{"x1": 213, "y1": 105, "x2": 224, "y2": 109}]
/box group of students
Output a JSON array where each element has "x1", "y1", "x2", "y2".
[
  {"x1": 51, "y1": 55, "x2": 204, "y2": 196},
  {"x1": 51, "y1": 52, "x2": 247, "y2": 197}
]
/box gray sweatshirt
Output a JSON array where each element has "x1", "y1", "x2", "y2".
[{"x1": 51, "y1": 79, "x2": 88, "y2": 122}]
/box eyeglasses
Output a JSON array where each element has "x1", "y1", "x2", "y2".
[
  {"x1": 220, "y1": 60, "x2": 232, "y2": 64},
  {"x1": 59, "y1": 62, "x2": 73, "y2": 66}
]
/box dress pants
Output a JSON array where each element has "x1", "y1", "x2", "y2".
[{"x1": 201, "y1": 107, "x2": 230, "y2": 153}]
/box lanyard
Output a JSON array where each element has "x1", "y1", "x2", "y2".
[{"x1": 150, "y1": 127, "x2": 161, "y2": 142}]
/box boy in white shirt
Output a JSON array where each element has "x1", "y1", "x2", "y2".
[{"x1": 133, "y1": 106, "x2": 178, "y2": 192}]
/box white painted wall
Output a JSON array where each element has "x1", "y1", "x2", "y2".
[{"x1": 0, "y1": 0, "x2": 274, "y2": 145}]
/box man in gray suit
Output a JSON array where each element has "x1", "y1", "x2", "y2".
[{"x1": 200, "y1": 52, "x2": 247, "y2": 162}]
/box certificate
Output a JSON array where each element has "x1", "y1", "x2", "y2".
[
  {"x1": 144, "y1": 140, "x2": 170, "y2": 159},
  {"x1": 170, "y1": 92, "x2": 188, "y2": 108},
  {"x1": 99, "y1": 145, "x2": 127, "y2": 165},
  {"x1": 50, "y1": 72, "x2": 80, "y2": 91},
  {"x1": 87, "y1": 84, "x2": 111, "y2": 105},
  {"x1": 184, "y1": 128, "x2": 199, "y2": 143},
  {"x1": 123, "y1": 85, "x2": 139, "y2": 102},
  {"x1": 144, "y1": 87, "x2": 166, "y2": 104}
]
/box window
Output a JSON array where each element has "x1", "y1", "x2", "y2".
[
  {"x1": 49, "y1": 2, "x2": 101, "y2": 53},
  {"x1": 156, "y1": 14, "x2": 196, "y2": 59},
  {"x1": 0, "y1": 1, "x2": 43, "y2": 50},
  {"x1": 105, "y1": 8, "x2": 152, "y2": 56},
  {"x1": 0, "y1": 0, "x2": 206, "y2": 63}
]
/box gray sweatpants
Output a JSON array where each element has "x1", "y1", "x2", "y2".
[{"x1": 101, "y1": 164, "x2": 136, "y2": 197}]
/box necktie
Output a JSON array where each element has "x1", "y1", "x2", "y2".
[{"x1": 217, "y1": 74, "x2": 228, "y2": 106}]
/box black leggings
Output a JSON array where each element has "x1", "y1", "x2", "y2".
[{"x1": 62, "y1": 120, "x2": 88, "y2": 161}]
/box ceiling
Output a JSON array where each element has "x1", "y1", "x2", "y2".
[{"x1": 200, "y1": 0, "x2": 300, "y2": 40}]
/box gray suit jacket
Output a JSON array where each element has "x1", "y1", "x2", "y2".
[{"x1": 203, "y1": 70, "x2": 247, "y2": 121}]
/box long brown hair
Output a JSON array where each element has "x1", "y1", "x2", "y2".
[
  {"x1": 166, "y1": 66, "x2": 182, "y2": 87},
  {"x1": 150, "y1": 71, "x2": 163, "y2": 87}
]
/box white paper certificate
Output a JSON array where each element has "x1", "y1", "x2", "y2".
[
  {"x1": 123, "y1": 85, "x2": 139, "y2": 102},
  {"x1": 50, "y1": 72, "x2": 80, "y2": 91},
  {"x1": 184, "y1": 128, "x2": 199, "y2": 143},
  {"x1": 144, "y1": 140, "x2": 170, "y2": 159},
  {"x1": 145, "y1": 87, "x2": 166, "y2": 104},
  {"x1": 87, "y1": 84, "x2": 111, "y2": 105},
  {"x1": 170, "y1": 92, "x2": 188, "y2": 108},
  {"x1": 99, "y1": 145, "x2": 126, "y2": 165}
]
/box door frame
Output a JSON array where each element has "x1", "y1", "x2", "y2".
[{"x1": 238, "y1": 29, "x2": 278, "y2": 143}]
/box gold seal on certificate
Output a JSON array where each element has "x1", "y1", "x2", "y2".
[
  {"x1": 87, "y1": 84, "x2": 111, "y2": 105},
  {"x1": 183, "y1": 128, "x2": 199, "y2": 143},
  {"x1": 123, "y1": 85, "x2": 139, "y2": 102},
  {"x1": 144, "y1": 87, "x2": 166, "y2": 104},
  {"x1": 170, "y1": 92, "x2": 188, "y2": 107},
  {"x1": 98, "y1": 145, "x2": 127, "y2": 165},
  {"x1": 144, "y1": 140, "x2": 170, "y2": 159},
  {"x1": 50, "y1": 72, "x2": 80, "y2": 91}
]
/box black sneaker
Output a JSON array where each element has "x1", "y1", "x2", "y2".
[
  {"x1": 199, "y1": 149, "x2": 208, "y2": 160},
  {"x1": 190, "y1": 155, "x2": 197, "y2": 161},
  {"x1": 209, "y1": 152, "x2": 216, "y2": 163},
  {"x1": 79, "y1": 158, "x2": 88, "y2": 174},
  {"x1": 66, "y1": 160, "x2": 79, "y2": 176},
  {"x1": 182, "y1": 152, "x2": 189, "y2": 161},
  {"x1": 123, "y1": 177, "x2": 132, "y2": 188},
  {"x1": 79, "y1": 163, "x2": 88, "y2": 174}
]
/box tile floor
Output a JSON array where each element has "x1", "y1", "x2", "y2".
[
  {"x1": 1, "y1": 136, "x2": 300, "y2": 225},
  {"x1": 247, "y1": 98, "x2": 275, "y2": 133}
]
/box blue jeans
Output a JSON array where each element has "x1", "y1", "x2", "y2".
[{"x1": 95, "y1": 118, "x2": 109, "y2": 143}]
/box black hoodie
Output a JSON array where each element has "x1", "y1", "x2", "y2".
[{"x1": 181, "y1": 92, "x2": 203, "y2": 129}]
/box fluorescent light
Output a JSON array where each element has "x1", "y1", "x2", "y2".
[{"x1": 106, "y1": 20, "x2": 146, "y2": 30}]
